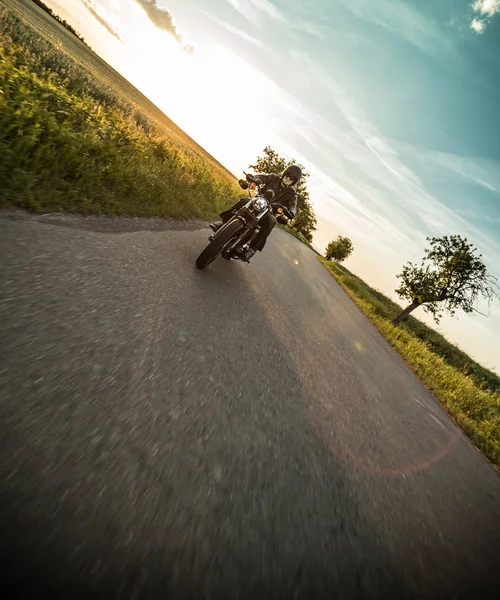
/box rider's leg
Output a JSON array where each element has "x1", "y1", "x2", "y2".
[
  {"x1": 219, "y1": 198, "x2": 247, "y2": 223},
  {"x1": 211, "y1": 199, "x2": 247, "y2": 232},
  {"x1": 250, "y1": 213, "x2": 276, "y2": 251}
]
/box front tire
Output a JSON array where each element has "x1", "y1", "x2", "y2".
[{"x1": 196, "y1": 220, "x2": 243, "y2": 269}]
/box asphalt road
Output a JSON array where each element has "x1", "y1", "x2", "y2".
[{"x1": 1, "y1": 210, "x2": 499, "y2": 599}]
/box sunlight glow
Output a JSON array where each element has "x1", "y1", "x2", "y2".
[{"x1": 111, "y1": 23, "x2": 281, "y2": 172}]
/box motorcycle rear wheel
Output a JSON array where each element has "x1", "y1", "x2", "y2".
[{"x1": 196, "y1": 220, "x2": 243, "y2": 269}]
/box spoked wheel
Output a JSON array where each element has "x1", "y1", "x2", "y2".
[{"x1": 196, "y1": 220, "x2": 243, "y2": 269}]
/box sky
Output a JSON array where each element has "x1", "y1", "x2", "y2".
[{"x1": 45, "y1": 0, "x2": 500, "y2": 373}]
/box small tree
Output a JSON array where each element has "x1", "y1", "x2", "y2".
[
  {"x1": 249, "y1": 146, "x2": 317, "y2": 242},
  {"x1": 325, "y1": 236, "x2": 354, "y2": 263},
  {"x1": 392, "y1": 235, "x2": 499, "y2": 325}
]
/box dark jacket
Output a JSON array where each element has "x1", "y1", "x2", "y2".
[{"x1": 254, "y1": 173, "x2": 297, "y2": 218}]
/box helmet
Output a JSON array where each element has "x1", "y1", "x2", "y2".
[{"x1": 281, "y1": 164, "x2": 302, "y2": 187}]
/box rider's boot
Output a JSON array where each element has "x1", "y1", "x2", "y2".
[
  {"x1": 208, "y1": 221, "x2": 223, "y2": 241},
  {"x1": 209, "y1": 221, "x2": 223, "y2": 232},
  {"x1": 239, "y1": 246, "x2": 256, "y2": 262}
]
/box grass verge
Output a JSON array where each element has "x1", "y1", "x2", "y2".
[
  {"x1": 320, "y1": 257, "x2": 500, "y2": 468},
  {"x1": 0, "y1": 3, "x2": 240, "y2": 218}
]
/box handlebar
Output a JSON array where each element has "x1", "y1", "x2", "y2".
[
  {"x1": 272, "y1": 203, "x2": 293, "y2": 220},
  {"x1": 241, "y1": 174, "x2": 293, "y2": 219},
  {"x1": 243, "y1": 171, "x2": 262, "y2": 186}
]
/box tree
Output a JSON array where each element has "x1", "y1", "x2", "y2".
[
  {"x1": 248, "y1": 146, "x2": 317, "y2": 242},
  {"x1": 325, "y1": 236, "x2": 354, "y2": 263},
  {"x1": 392, "y1": 235, "x2": 499, "y2": 325}
]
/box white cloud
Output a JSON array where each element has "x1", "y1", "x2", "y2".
[
  {"x1": 471, "y1": 0, "x2": 500, "y2": 32},
  {"x1": 81, "y1": 0, "x2": 124, "y2": 42},
  {"x1": 335, "y1": 0, "x2": 498, "y2": 47},
  {"x1": 470, "y1": 17, "x2": 486, "y2": 32},
  {"x1": 473, "y1": 0, "x2": 500, "y2": 17},
  {"x1": 132, "y1": 0, "x2": 193, "y2": 52}
]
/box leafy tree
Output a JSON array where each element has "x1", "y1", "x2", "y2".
[
  {"x1": 325, "y1": 235, "x2": 354, "y2": 263},
  {"x1": 392, "y1": 235, "x2": 499, "y2": 325},
  {"x1": 249, "y1": 146, "x2": 317, "y2": 242}
]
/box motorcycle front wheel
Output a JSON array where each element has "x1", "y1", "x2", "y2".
[{"x1": 196, "y1": 220, "x2": 244, "y2": 269}]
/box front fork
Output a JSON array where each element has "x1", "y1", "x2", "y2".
[
  {"x1": 214, "y1": 202, "x2": 267, "y2": 255},
  {"x1": 222, "y1": 221, "x2": 253, "y2": 257}
]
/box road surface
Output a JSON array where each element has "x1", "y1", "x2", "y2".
[{"x1": 1, "y1": 210, "x2": 499, "y2": 599}]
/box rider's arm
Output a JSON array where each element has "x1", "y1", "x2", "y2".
[
  {"x1": 250, "y1": 173, "x2": 271, "y2": 189},
  {"x1": 287, "y1": 191, "x2": 298, "y2": 218}
]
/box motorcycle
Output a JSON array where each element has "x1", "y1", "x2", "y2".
[{"x1": 196, "y1": 172, "x2": 293, "y2": 269}]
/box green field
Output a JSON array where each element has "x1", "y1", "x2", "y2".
[
  {"x1": 0, "y1": 0, "x2": 240, "y2": 218},
  {"x1": 320, "y1": 258, "x2": 500, "y2": 468}
]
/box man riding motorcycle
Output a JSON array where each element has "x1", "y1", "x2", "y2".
[{"x1": 210, "y1": 164, "x2": 302, "y2": 262}]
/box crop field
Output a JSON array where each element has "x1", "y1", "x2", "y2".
[{"x1": 0, "y1": 0, "x2": 240, "y2": 218}]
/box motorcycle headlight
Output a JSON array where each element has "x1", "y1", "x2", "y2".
[{"x1": 252, "y1": 197, "x2": 267, "y2": 211}]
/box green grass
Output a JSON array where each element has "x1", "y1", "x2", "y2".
[
  {"x1": 320, "y1": 258, "x2": 500, "y2": 468},
  {"x1": 0, "y1": 0, "x2": 240, "y2": 218}
]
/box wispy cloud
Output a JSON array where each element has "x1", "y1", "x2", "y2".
[
  {"x1": 227, "y1": 0, "x2": 285, "y2": 24},
  {"x1": 81, "y1": 0, "x2": 124, "y2": 42},
  {"x1": 133, "y1": 0, "x2": 193, "y2": 53},
  {"x1": 262, "y1": 50, "x2": 500, "y2": 272},
  {"x1": 334, "y1": 0, "x2": 462, "y2": 67},
  {"x1": 226, "y1": 0, "x2": 323, "y2": 37},
  {"x1": 203, "y1": 13, "x2": 264, "y2": 48},
  {"x1": 261, "y1": 86, "x2": 431, "y2": 255},
  {"x1": 471, "y1": 0, "x2": 500, "y2": 33},
  {"x1": 401, "y1": 146, "x2": 500, "y2": 193}
]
